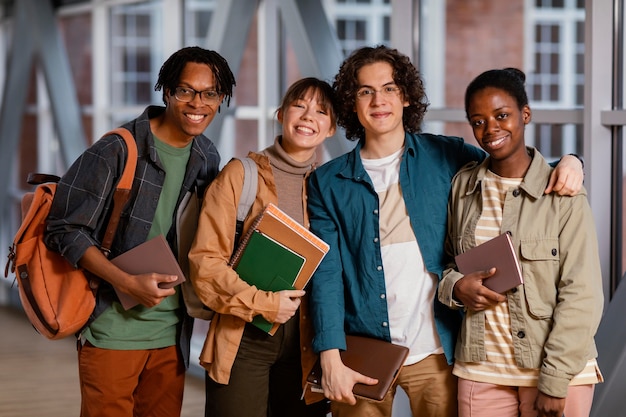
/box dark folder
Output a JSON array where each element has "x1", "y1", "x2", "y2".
[
  {"x1": 307, "y1": 335, "x2": 409, "y2": 401},
  {"x1": 455, "y1": 232, "x2": 524, "y2": 294},
  {"x1": 110, "y1": 234, "x2": 186, "y2": 310}
]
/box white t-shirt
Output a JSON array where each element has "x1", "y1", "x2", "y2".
[{"x1": 362, "y1": 148, "x2": 443, "y2": 365}]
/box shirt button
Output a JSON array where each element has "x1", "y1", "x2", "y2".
[
  {"x1": 513, "y1": 189, "x2": 521, "y2": 197},
  {"x1": 302, "y1": 346, "x2": 307, "y2": 351},
  {"x1": 382, "y1": 322, "x2": 388, "y2": 327},
  {"x1": 373, "y1": 237, "x2": 379, "y2": 243},
  {"x1": 517, "y1": 331, "x2": 526, "y2": 339},
  {"x1": 380, "y1": 294, "x2": 386, "y2": 299},
  {"x1": 377, "y1": 265, "x2": 383, "y2": 271},
  {"x1": 373, "y1": 209, "x2": 379, "y2": 215},
  {"x1": 551, "y1": 248, "x2": 557, "y2": 256}
]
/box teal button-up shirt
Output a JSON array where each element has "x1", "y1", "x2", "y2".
[{"x1": 307, "y1": 132, "x2": 485, "y2": 364}]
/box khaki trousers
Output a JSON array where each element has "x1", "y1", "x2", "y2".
[{"x1": 331, "y1": 353, "x2": 458, "y2": 417}]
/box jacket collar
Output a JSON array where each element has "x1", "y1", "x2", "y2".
[
  {"x1": 466, "y1": 147, "x2": 552, "y2": 200},
  {"x1": 338, "y1": 132, "x2": 417, "y2": 180}
]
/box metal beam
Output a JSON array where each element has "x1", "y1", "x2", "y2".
[
  {"x1": 36, "y1": 0, "x2": 86, "y2": 166},
  {"x1": 202, "y1": 0, "x2": 260, "y2": 145},
  {"x1": 280, "y1": 0, "x2": 353, "y2": 156},
  {"x1": 0, "y1": 0, "x2": 35, "y2": 213},
  {"x1": 0, "y1": 0, "x2": 86, "y2": 215}
]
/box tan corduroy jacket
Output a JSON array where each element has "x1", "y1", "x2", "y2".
[{"x1": 188, "y1": 150, "x2": 323, "y2": 404}]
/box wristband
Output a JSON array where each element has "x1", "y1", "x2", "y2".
[{"x1": 568, "y1": 153, "x2": 584, "y2": 169}]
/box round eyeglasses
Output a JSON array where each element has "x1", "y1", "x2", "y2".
[
  {"x1": 174, "y1": 86, "x2": 221, "y2": 105},
  {"x1": 356, "y1": 85, "x2": 401, "y2": 100}
]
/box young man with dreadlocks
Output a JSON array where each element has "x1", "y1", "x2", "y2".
[{"x1": 45, "y1": 46, "x2": 236, "y2": 417}]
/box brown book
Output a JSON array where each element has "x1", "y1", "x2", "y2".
[
  {"x1": 110, "y1": 235, "x2": 186, "y2": 310},
  {"x1": 455, "y1": 232, "x2": 523, "y2": 294},
  {"x1": 306, "y1": 335, "x2": 409, "y2": 401}
]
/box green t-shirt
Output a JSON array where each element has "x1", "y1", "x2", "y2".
[{"x1": 83, "y1": 135, "x2": 192, "y2": 350}]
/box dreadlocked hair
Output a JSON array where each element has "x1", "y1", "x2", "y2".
[{"x1": 154, "y1": 46, "x2": 236, "y2": 109}]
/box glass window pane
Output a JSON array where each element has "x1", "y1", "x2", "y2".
[
  {"x1": 330, "y1": 0, "x2": 391, "y2": 56},
  {"x1": 59, "y1": 13, "x2": 92, "y2": 105},
  {"x1": 110, "y1": 1, "x2": 162, "y2": 107},
  {"x1": 426, "y1": 0, "x2": 584, "y2": 157},
  {"x1": 184, "y1": 0, "x2": 217, "y2": 46}
]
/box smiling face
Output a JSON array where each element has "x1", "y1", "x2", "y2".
[
  {"x1": 354, "y1": 61, "x2": 409, "y2": 154},
  {"x1": 162, "y1": 61, "x2": 224, "y2": 145},
  {"x1": 277, "y1": 88, "x2": 336, "y2": 162},
  {"x1": 467, "y1": 86, "x2": 531, "y2": 164}
]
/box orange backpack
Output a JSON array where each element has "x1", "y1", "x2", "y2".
[{"x1": 4, "y1": 128, "x2": 137, "y2": 340}]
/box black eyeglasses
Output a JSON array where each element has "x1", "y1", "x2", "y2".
[{"x1": 173, "y1": 86, "x2": 221, "y2": 105}]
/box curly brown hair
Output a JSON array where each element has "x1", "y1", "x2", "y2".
[{"x1": 332, "y1": 45, "x2": 429, "y2": 141}]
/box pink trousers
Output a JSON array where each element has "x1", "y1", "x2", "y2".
[{"x1": 458, "y1": 378, "x2": 594, "y2": 417}]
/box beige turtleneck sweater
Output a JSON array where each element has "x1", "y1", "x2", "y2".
[{"x1": 261, "y1": 136, "x2": 316, "y2": 226}]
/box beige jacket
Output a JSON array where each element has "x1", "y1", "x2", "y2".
[
  {"x1": 188, "y1": 151, "x2": 323, "y2": 404},
  {"x1": 439, "y1": 148, "x2": 603, "y2": 398}
]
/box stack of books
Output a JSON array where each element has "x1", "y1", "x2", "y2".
[{"x1": 229, "y1": 203, "x2": 330, "y2": 335}]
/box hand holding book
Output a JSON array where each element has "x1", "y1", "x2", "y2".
[
  {"x1": 230, "y1": 203, "x2": 329, "y2": 334},
  {"x1": 452, "y1": 267, "x2": 507, "y2": 311},
  {"x1": 453, "y1": 232, "x2": 522, "y2": 310},
  {"x1": 306, "y1": 335, "x2": 409, "y2": 402},
  {"x1": 274, "y1": 289, "x2": 306, "y2": 324}
]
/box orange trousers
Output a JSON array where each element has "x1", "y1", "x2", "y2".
[{"x1": 77, "y1": 341, "x2": 185, "y2": 417}]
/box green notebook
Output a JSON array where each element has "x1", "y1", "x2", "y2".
[{"x1": 234, "y1": 230, "x2": 305, "y2": 332}]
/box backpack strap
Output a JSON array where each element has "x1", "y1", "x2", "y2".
[
  {"x1": 234, "y1": 157, "x2": 258, "y2": 249},
  {"x1": 100, "y1": 127, "x2": 138, "y2": 257}
]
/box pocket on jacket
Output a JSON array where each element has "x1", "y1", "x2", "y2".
[{"x1": 519, "y1": 238, "x2": 560, "y2": 319}]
